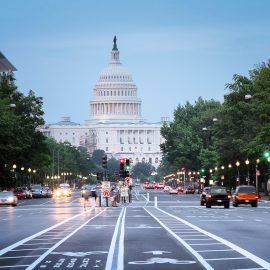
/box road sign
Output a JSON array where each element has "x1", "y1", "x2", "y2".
[
  {"x1": 103, "y1": 190, "x2": 110, "y2": 197},
  {"x1": 102, "y1": 181, "x2": 110, "y2": 191}
]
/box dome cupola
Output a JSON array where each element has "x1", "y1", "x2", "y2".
[{"x1": 89, "y1": 36, "x2": 143, "y2": 123}]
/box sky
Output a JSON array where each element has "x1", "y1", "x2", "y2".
[{"x1": 1, "y1": 0, "x2": 270, "y2": 124}]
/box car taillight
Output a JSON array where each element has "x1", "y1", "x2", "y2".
[
  {"x1": 228, "y1": 195, "x2": 231, "y2": 199},
  {"x1": 207, "y1": 194, "x2": 212, "y2": 198}
]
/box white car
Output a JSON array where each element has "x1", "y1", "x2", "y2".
[
  {"x1": 164, "y1": 186, "x2": 171, "y2": 192},
  {"x1": 0, "y1": 191, "x2": 18, "y2": 206},
  {"x1": 169, "y1": 188, "x2": 178, "y2": 194}
]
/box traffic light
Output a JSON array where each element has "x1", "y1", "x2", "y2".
[
  {"x1": 119, "y1": 159, "x2": 125, "y2": 178},
  {"x1": 263, "y1": 150, "x2": 270, "y2": 158},
  {"x1": 180, "y1": 165, "x2": 185, "y2": 171},
  {"x1": 102, "y1": 155, "x2": 107, "y2": 169},
  {"x1": 125, "y1": 158, "x2": 130, "y2": 171}
]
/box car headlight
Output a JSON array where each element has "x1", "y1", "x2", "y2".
[
  {"x1": 55, "y1": 190, "x2": 61, "y2": 196},
  {"x1": 7, "y1": 197, "x2": 14, "y2": 202}
]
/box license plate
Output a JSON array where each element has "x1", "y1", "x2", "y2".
[
  {"x1": 245, "y1": 200, "x2": 250, "y2": 202},
  {"x1": 217, "y1": 200, "x2": 222, "y2": 202}
]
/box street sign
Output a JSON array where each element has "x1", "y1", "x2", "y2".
[
  {"x1": 103, "y1": 190, "x2": 110, "y2": 197},
  {"x1": 102, "y1": 181, "x2": 110, "y2": 191}
]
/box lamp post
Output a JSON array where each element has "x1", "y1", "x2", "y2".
[
  {"x1": 245, "y1": 159, "x2": 250, "y2": 185},
  {"x1": 28, "y1": 168, "x2": 32, "y2": 185},
  {"x1": 255, "y1": 159, "x2": 260, "y2": 195},
  {"x1": 21, "y1": 167, "x2": 24, "y2": 186},
  {"x1": 236, "y1": 161, "x2": 240, "y2": 186},
  {"x1": 228, "y1": 164, "x2": 232, "y2": 190},
  {"x1": 12, "y1": 164, "x2": 17, "y2": 186}
]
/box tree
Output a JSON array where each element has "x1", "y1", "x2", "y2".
[
  {"x1": 91, "y1": 149, "x2": 106, "y2": 167},
  {"x1": 132, "y1": 162, "x2": 155, "y2": 180},
  {"x1": 216, "y1": 61, "x2": 270, "y2": 189},
  {"x1": 160, "y1": 97, "x2": 222, "y2": 172},
  {"x1": 0, "y1": 72, "x2": 49, "y2": 188}
]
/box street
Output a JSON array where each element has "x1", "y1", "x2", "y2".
[{"x1": 0, "y1": 187, "x2": 270, "y2": 270}]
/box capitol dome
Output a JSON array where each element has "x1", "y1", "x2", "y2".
[{"x1": 89, "y1": 36, "x2": 143, "y2": 123}]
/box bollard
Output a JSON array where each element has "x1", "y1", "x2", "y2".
[
  {"x1": 99, "y1": 195, "x2": 101, "y2": 207},
  {"x1": 147, "y1": 192, "x2": 149, "y2": 202},
  {"x1": 154, "y1": 196, "x2": 157, "y2": 208}
]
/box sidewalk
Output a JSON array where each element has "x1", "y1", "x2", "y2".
[{"x1": 259, "y1": 193, "x2": 270, "y2": 202}]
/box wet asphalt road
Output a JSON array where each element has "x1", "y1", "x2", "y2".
[{"x1": 0, "y1": 187, "x2": 270, "y2": 270}]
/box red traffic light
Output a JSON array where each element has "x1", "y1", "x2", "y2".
[
  {"x1": 181, "y1": 166, "x2": 185, "y2": 171},
  {"x1": 119, "y1": 159, "x2": 125, "y2": 164}
]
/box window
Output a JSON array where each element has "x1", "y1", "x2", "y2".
[
  {"x1": 155, "y1": 157, "x2": 159, "y2": 164},
  {"x1": 149, "y1": 158, "x2": 152, "y2": 163},
  {"x1": 106, "y1": 147, "x2": 108, "y2": 151},
  {"x1": 106, "y1": 138, "x2": 108, "y2": 143},
  {"x1": 121, "y1": 147, "x2": 123, "y2": 152}
]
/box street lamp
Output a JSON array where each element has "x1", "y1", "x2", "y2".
[
  {"x1": 245, "y1": 159, "x2": 250, "y2": 185},
  {"x1": 28, "y1": 168, "x2": 32, "y2": 185},
  {"x1": 236, "y1": 161, "x2": 240, "y2": 185}
]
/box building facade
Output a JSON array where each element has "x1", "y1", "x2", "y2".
[{"x1": 39, "y1": 37, "x2": 166, "y2": 167}]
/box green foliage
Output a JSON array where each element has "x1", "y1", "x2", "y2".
[
  {"x1": 92, "y1": 149, "x2": 106, "y2": 166},
  {"x1": 132, "y1": 161, "x2": 155, "y2": 180},
  {"x1": 160, "y1": 97, "x2": 222, "y2": 171},
  {"x1": 0, "y1": 72, "x2": 49, "y2": 188}
]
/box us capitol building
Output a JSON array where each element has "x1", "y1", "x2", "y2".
[{"x1": 39, "y1": 37, "x2": 168, "y2": 168}]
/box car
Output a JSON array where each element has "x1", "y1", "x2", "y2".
[
  {"x1": 185, "y1": 186, "x2": 195, "y2": 194},
  {"x1": 232, "y1": 185, "x2": 258, "y2": 207},
  {"x1": 0, "y1": 191, "x2": 18, "y2": 206},
  {"x1": 200, "y1": 187, "x2": 211, "y2": 206},
  {"x1": 81, "y1": 185, "x2": 92, "y2": 197},
  {"x1": 169, "y1": 188, "x2": 178, "y2": 194},
  {"x1": 54, "y1": 187, "x2": 72, "y2": 197},
  {"x1": 31, "y1": 186, "x2": 44, "y2": 198},
  {"x1": 157, "y1": 183, "x2": 165, "y2": 189},
  {"x1": 21, "y1": 187, "x2": 32, "y2": 199},
  {"x1": 176, "y1": 186, "x2": 184, "y2": 193},
  {"x1": 205, "y1": 186, "x2": 231, "y2": 208},
  {"x1": 42, "y1": 187, "x2": 53, "y2": 198},
  {"x1": 164, "y1": 186, "x2": 171, "y2": 192},
  {"x1": 13, "y1": 188, "x2": 27, "y2": 200}
]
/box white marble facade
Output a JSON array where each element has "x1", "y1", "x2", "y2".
[{"x1": 39, "y1": 37, "x2": 166, "y2": 168}]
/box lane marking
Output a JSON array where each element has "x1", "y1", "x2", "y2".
[
  {"x1": 0, "y1": 209, "x2": 97, "y2": 256},
  {"x1": 206, "y1": 257, "x2": 247, "y2": 261},
  {"x1": 0, "y1": 265, "x2": 29, "y2": 268},
  {"x1": 0, "y1": 255, "x2": 40, "y2": 259},
  {"x1": 25, "y1": 209, "x2": 106, "y2": 270},
  {"x1": 198, "y1": 249, "x2": 232, "y2": 252},
  {"x1": 118, "y1": 207, "x2": 126, "y2": 270},
  {"x1": 105, "y1": 207, "x2": 125, "y2": 270},
  {"x1": 156, "y1": 207, "x2": 270, "y2": 269},
  {"x1": 144, "y1": 207, "x2": 214, "y2": 270}
]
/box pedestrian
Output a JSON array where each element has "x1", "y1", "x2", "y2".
[
  {"x1": 83, "y1": 190, "x2": 90, "y2": 209},
  {"x1": 120, "y1": 184, "x2": 128, "y2": 203},
  {"x1": 91, "y1": 187, "x2": 97, "y2": 208}
]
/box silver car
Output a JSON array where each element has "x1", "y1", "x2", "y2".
[{"x1": 0, "y1": 191, "x2": 18, "y2": 206}]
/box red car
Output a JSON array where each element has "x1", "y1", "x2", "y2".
[
  {"x1": 176, "y1": 186, "x2": 184, "y2": 193},
  {"x1": 184, "y1": 186, "x2": 195, "y2": 194},
  {"x1": 14, "y1": 188, "x2": 27, "y2": 199}
]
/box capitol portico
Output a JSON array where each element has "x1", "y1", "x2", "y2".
[{"x1": 39, "y1": 37, "x2": 166, "y2": 167}]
